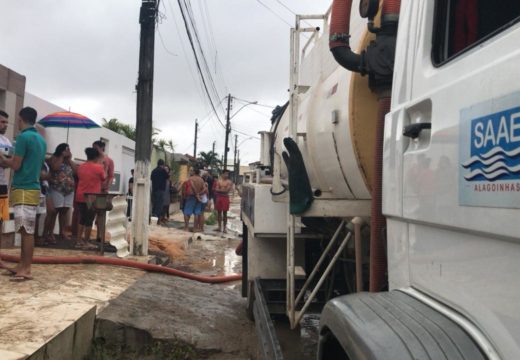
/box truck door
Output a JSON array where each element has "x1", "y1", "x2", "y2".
[{"x1": 387, "y1": 1, "x2": 520, "y2": 357}]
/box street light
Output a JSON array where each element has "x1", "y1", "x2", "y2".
[
  {"x1": 224, "y1": 97, "x2": 258, "y2": 171},
  {"x1": 230, "y1": 100, "x2": 258, "y2": 120},
  {"x1": 238, "y1": 136, "x2": 256, "y2": 147}
]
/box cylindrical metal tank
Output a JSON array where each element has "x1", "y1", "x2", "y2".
[
  {"x1": 272, "y1": 3, "x2": 378, "y2": 201},
  {"x1": 259, "y1": 131, "x2": 271, "y2": 166}
]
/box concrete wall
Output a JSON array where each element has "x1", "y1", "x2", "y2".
[
  {"x1": 179, "y1": 164, "x2": 189, "y2": 183},
  {"x1": 0, "y1": 64, "x2": 25, "y2": 141},
  {"x1": 0, "y1": 65, "x2": 26, "y2": 245},
  {"x1": 24, "y1": 93, "x2": 136, "y2": 194}
]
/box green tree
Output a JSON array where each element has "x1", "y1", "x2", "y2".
[
  {"x1": 103, "y1": 118, "x2": 163, "y2": 144},
  {"x1": 198, "y1": 151, "x2": 221, "y2": 171},
  {"x1": 166, "y1": 139, "x2": 175, "y2": 153},
  {"x1": 156, "y1": 139, "x2": 167, "y2": 153},
  {"x1": 102, "y1": 118, "x2": 136, "y2": 141}
]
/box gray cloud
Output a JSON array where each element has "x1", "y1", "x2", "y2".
[{"x1": 1, "y1": 0, "x2": 331, "y2": 163}]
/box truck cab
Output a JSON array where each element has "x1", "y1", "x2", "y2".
[{"x1": 319, "y1": 1, "x2": 520, "y2": 359}]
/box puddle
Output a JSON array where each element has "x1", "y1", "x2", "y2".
[
  {"x1": 275, "y1": 313, "x2": 320, "y2": 360},
  {"x1": 170, "y1": 238, "x2": 241, "y2": 277},
  {"x1": 163, "y1": 197, "x2": 243, "y2": 278},
  {"x1": 222, "y1": 245, "x2": 241, "y2": 275}
]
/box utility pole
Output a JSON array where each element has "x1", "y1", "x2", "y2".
[
  {"x1": 233, "y1": 134, "x2": 238, "y2": 183},
  {"x1": 193, "y1": 119, "x2": 198, "y2": 158},
  {"x1": 237, "y1": 149, "x2": 240, "y2": 183},
  {"x1": 223, "y1": 93, "x2": 232, "y2": 171},
  {"x1": 212, "y1": 141, "x2": 216, "y2": 154},
  {"x1": 132, "y1": 0, "x2": 157, "y2": 256}
]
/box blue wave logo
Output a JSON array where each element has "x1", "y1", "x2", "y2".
[{"x1": 462, "y1": 106, "x2": 520, "y2": 182}]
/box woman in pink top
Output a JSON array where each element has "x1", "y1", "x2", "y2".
[{"x1": 75, "y1": 147, "x2": 106, "y2": 249}]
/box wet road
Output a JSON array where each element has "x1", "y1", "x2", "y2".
[{"x1": 161, "y1": 195, "x2": 319, "y2": 359}]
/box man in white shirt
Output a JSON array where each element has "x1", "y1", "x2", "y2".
[{"x1": 0, "y1": 110, "x2": 12, "y2": 271}]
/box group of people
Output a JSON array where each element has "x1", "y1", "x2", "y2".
[
  {"x1": 40, "y1": 140, "x2": 114, "y2": 249},
  {"x1": 180, "y1": 167, "x2": 233, "y2": 233},
  {"x1": 148, "y1": 159, "x2": 234, "y2": 233},
  {"x1": 41, "y1": 141, "x2": 114, "y2": 249},
  {"x1": 0, "y1": 106, "x2": 115, "y2": 281}
]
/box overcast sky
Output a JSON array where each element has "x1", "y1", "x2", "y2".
[{"x1": 1, "y1": 0, "x2": 331, "y2": 164}]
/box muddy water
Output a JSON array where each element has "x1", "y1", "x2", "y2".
[
  {"x1": 164, "y1": 196, "x2": 320, "y2": 359},
  {"x1": 276, "y1": 314, "x2": 320, "y2": 360}
]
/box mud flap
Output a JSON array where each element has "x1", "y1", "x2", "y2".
[
  {"x1": 282, "y1": 137, "x2": 314, "y2": 214},
  {"x1": 253, "y1": 278, "x2": 284, "y2": 360}
]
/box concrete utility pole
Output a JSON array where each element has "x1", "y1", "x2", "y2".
[
  {"x1": 223, "y1": 93, "x2": 232, "y2": 170},
  {"x1": 212, "y1": 141, "x2": 216, "y2": 154},
  {"x1": 193, "y1": 119, "x2": 198, "y2": 158},
  {"x1": 132, "y1": 0, "x2": 157, "y2": 256},
  {"x1": 233, "y1": 134, "x2": 238, "y2": 182}
]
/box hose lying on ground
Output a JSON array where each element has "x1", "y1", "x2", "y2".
[{"x1": 0, "y1": 253, "x2": 242, "y2": 284}]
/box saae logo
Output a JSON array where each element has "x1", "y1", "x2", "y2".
[{"x1": 462, "y1": 106, "x2": 520, "y2": 182}]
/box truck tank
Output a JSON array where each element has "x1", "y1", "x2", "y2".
[{"x1": 270, "y1": 4, "x2": 379, "y2": 202}]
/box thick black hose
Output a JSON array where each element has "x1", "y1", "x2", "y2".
[{"x1": 331, "y1": 47, "x2": 364, "y2": 73}]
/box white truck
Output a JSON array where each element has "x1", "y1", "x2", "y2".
[{"x1": 241, "y1": 0, "x2": 520, "y2": 359}]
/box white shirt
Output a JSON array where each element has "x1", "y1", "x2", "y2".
[{"x1": 0, "y1": 134, "x2": 12, "y2": 186}]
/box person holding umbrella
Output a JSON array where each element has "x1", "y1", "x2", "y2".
[{"x1": 0, "y1": 107, "x2": 47, "y2": 280}]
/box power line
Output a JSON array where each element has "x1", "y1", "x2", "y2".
[
  {"x1": 176, "y1": 0, "x2": 226, "y2": 127},
  {"x1": 276, "y1": 0, "x2": 312, "y2": 26},
  {"x1": 182, "y1": 0, "x2": 227, "y2": 118},
  {"x1": 167, "y1": 0, "x2": 225, "y2": 121},
  {"x1": 184, "y1": 0, "x2": 224, "y2": 103},
  {"x1": 198, "y1": 0, "x2": 229, "y2": 93},
  {"x1": 197, "y1": 97, "x2": 227, "y2": 130},
  {"x1": 255, "y1": 0, "x2": 293, "y2": 27},
  {"x1": 246, "y1": 106, "x2": 273, "y2": 118},
  {"x1": 157, "y1": 26, "x2": 178, "y2": 56},
  {"x1": 232, "y1": 128, "x2": 261, "y2": 139},
  {"x1": 164, "y1": 0, "x2": 210, "y2": 114},
  {"x1": 273, "y1": 0, "x2": 314, "y2": 27},
  {"x1": 274, "y1": 0, "x2": 296, "y2": 15}
]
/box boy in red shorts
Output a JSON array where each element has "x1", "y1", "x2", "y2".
[{"x1": 214, "y1": 170, "x2": 233, "y2": 233}]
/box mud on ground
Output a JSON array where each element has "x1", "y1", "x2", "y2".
[
  {"x1": 92, "y1": 196, "x2": 258, "y2": 359},
  {"x1": 93, "y1": 273, "x2": 258, "y2": 360}
]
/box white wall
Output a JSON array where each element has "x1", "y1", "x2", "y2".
[{"x1": 24, "y1": 93, "x2": 135, "y2": 194}]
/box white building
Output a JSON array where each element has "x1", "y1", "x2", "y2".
[{"x1": 24, "y1": 93, "x2": 135, "y2": 194}]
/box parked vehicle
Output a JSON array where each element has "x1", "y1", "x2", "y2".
[{"x1": 241, "y1": 0, "x2": 520, "y2": 359}]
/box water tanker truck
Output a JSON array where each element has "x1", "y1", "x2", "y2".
[{"x1": 241, "y1": 0, "x2": 520, "y2": 358}]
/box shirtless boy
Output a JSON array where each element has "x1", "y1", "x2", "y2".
[{"x1": 214, "y1": 170, "x2": 233, "y2": 233}]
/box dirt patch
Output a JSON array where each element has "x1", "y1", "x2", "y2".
[
  {"x1": 148, "y1": 225, "x2": 191, "y2": 259},
  {"x1": 91, "y1": 197, "x2": 255, "y2": 359},
  {"x1": 95, "y1": 273, "x2": 258, "y2": 359}
]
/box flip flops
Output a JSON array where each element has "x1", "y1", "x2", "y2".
[{"x1": 10, "y1": 274, "x2": 33, "y2": 282}]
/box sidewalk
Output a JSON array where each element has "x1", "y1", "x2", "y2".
[{"x1": 0, "y1": 248, "x2": 144, "y2": 359}]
